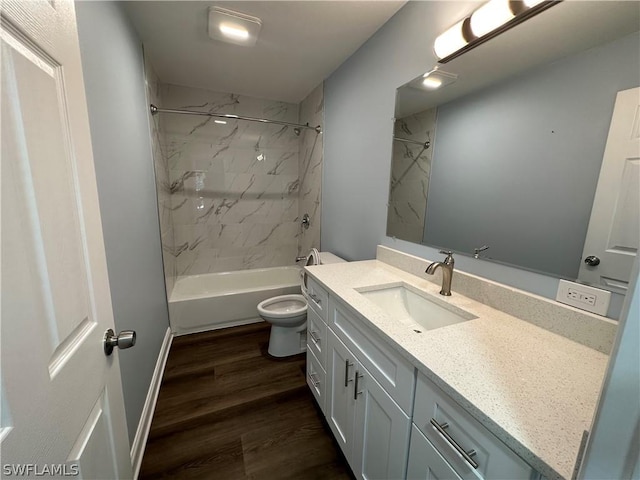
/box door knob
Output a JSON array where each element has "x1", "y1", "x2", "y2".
[
  {"x1": 584, "y1": 255, "x2": 601, "y2": 267},
  {"x1": 104, "y1": 329, "x2": 136, "y2": 356}
]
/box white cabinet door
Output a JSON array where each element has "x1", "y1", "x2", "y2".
[
  {"x1": 407, "y1": 425, "x2": 462, "y2": 480},
  {"x1": 353, "y1": 366, "x2": 411, "y2": 480},
  {"x1": 326, "y1": 328, "x2": 412, "y2": 480},
  {"x1": 1, "y1": 0, "x2": 132, "y2": 477},
  {"x1": 326, "y1": 328, "x2": 357, "y2": 458}
]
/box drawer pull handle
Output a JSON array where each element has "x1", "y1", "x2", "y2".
[
  {"x1": 309, "y1": 293, "x2": 322, "y2": 306},
  {"x1": 308, "y1": 372, "x2": 320, "y2": 387},
  {"x1": 430, "y1": 418, "x2": 479, "y2": 469},
  {"x1": 354, "y1": 371, "x2": 364, "y2": 400},
  {"x1": 344, "y1": 360, "x2": 354, "y2": 387},
  {"x1": 310, "y1": 331, "x2": 321, "y2": 344}
]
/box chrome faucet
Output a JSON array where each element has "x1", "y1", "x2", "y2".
[{"x1": 425, "y1": 250, "x2": 455, "y2": 296}]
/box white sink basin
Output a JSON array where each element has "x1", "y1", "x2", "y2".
[{"x1": 358, "y1": 283, "x2": 476, "y2": 332}]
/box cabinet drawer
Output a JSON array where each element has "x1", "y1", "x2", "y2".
[
  {"x1": 407, "y1": 424, "x2": 462, "y2": 480},
  {"x1": 307, "y1": 307, "x2": 327, "y2": 368},
  {"x1": 306, "y1": 347, "x2": 326, "y2": 413},
  {"x1": 303, "y1": 274, "x2": 329, "y2": 322},
  {"x1": 329, "y1": 296, "x2": 415, "y2": 414},
  {"x1": 413, "y1": 373, "x2": 535, "y2": 480}
]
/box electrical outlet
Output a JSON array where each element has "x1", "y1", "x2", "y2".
[{"x1": 556, "y1": 280, "x2": 611, "y2": 316}]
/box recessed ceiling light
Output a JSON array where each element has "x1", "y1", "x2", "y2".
[
  {"x1": 421, "y1": 69, "x2": 458, "y2": 90},
  {"x1": 219, "y1": 24, "x2": 249, "y2": 41},
  {"x1": 208, "y1": 7, "x2": 262, "y2": 47},
  {"x1": 422, "y1": 77, "x2": 443, "y2": 89}
]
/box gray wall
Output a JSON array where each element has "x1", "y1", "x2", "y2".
[
  {"x1": 323, "y1": 1, "x2": 477, "y2": 262},
  {"x1": 425, "y1": 33, "x2": 639, "y2": 279},
  {"x1": 322, "y1": 1, "x2": 628, "y2": 317},
  {"x1": 76, "y1": 1, "x2": 170, "y2": 446}
]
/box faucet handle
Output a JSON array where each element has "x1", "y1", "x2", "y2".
[{"x1": 439, "y1": 250, "x2": 455, "y2": 265}]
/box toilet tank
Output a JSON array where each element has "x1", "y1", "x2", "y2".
[{"x1": 319, "y1": 252, "x2": 346, "y2": 264}]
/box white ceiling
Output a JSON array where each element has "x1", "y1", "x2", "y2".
[{"x1": 123, "y1": 1, "x2": 406, "y2": 103}]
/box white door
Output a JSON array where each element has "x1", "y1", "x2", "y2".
[
  {"x1": 1, "y1": 1, "x2": 133, "y2": 478},
  {"x1": 326, "y1": 329, "x2": 356, "y2": 459},
  {"x1": 352, "y1": 366, "x2": 411, "y2": 480},
  {"x1": 578, "y1": 87, "x2": 640, "y2": 293}
]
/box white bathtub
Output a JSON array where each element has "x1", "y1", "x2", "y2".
[{"x1": 168, "y1": 266, "x2": 302, "y2": 335}]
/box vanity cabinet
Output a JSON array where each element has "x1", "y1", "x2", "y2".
[
  {"x1": 304, "y1": 274, "x2": 330, "y2": 414},
  {"x1": 407, "y1": 424, "x2": 463, "y2": 480},
  {"x1": 305, "y1": 272, "x2": 542, "y2": 480},
  {"x1": 410, "y1": 373, "x2": 538, "y2": 480},
  {"x1": 326, "y1": 328, "x2": 411, "y2": 480}
]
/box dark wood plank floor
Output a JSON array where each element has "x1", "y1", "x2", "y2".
[{"x1": 140, "y1": 322, "x2": 354, "y2": 479}]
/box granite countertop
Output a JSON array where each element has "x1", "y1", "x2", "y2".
[{"x1": 305, "y1": 259, "x2": 609, "y2": 480}]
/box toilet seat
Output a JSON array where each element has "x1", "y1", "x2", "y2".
[{"x1": 257, "y1": 294, "x2": 307, "y2": 319}]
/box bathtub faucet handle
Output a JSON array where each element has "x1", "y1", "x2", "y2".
[{"x1": 295, "y1": 256, "x2": 307, "y2": 262}]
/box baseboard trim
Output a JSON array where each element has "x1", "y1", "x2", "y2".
[
  {"x1": 131, "y1": 326, "x2": 173, "y2": 479},
  {"x1": 172, "y1": 317, "x2": 264, "y2": 336}
]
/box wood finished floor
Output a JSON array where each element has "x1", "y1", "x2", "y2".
[{"x1": 140, "y1": 322, "x2": 354, "y2": 480}]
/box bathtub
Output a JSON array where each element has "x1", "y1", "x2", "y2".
[{"x1": 168, "y1": 266, "x2": 302, "y2": 335}]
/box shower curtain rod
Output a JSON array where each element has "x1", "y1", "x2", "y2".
[
  {"x1": 393, "y1": 136, "x2": 430, "y2": 149},
  {"x1": 149, "y1": 104, "x2": 322, "y2": 134}
]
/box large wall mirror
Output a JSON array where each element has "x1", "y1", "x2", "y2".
[{"x1": 387, "y1": 1, "x2": 639, "y2": 295}]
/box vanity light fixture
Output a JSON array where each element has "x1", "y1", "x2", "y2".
[
  {"x1": 470, "y1": 0, "x2": 516, "y2": 37},
  {"x1": 434, "y1": 0, "x2": 560, "y2": 63},
  {"x1": 214, "y1": 120, "x2": 227, "y2": 125},
  {"x1": 208, "y1": 7, "x2": 262, "y2": 47},
  {"x1": 422, "y1": 68, "x2": 458, "y2": 90}
]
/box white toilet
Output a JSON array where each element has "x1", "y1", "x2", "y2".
[{"x1": 257, "y1": 249, "x2": 346, "y2": 357}]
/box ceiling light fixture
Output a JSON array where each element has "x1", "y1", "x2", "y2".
[
  {"x1": 434, "y1": 0, "x2": 560, "y2": 63},
  {"x1": 208, "y1": 7, "x2": 262, "y2": 47}
]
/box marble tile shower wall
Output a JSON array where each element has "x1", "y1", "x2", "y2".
[
  {"x1": 145, "y1": 58, "x2": 176, "y2": 297},
  {"x1": 298, "y1": 83, "x2": 323, "y2": 257},
  {"x1": 387, "y1": 107, "x2": 437, "y2": 243},
  {"x1": 161, "y1": 84, "x2": 302, "y2": 275}
]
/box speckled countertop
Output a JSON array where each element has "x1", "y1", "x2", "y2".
[{"x1": 305, "y1": 259, "x2": 609, "y2": 480}]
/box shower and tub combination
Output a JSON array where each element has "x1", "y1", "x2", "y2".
[
  {"x1": 168, "y1": 250, "x2": 346, "y2": 351},
  {"x1": 149, "y1": 87, "x2": 329, "y2": 343},
  {"x1": 168, "y1": 265, "x2": 302, "y2": 335}
]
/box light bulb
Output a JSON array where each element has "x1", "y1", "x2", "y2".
[
  {"x1": 434, "y1": 20, "x2": 469, "y2": 59},
  {"x1": 470, "y1": 0, "x2": 515, "y2": 37},
  {"x1": 219, "y1": 23, "x2": 249, "y2": 40},
  {"x1": 423, "y1": 77, "x2": 443, "y2": 89}
]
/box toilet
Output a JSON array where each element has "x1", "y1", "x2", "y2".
[{"x1": 257, "y1": 249, "x2": 346, "y2": 357}]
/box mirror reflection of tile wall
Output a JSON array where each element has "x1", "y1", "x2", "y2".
[{"x1": 387, "y1": 107, "x2": 436, "y2": 243}]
